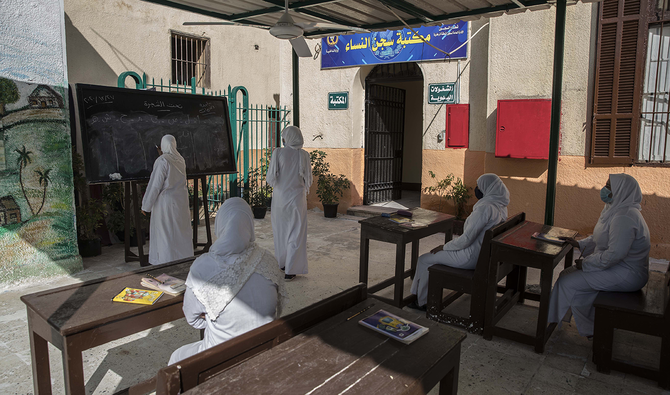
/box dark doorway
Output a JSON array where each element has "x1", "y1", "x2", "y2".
[{"x1": 364, "y1": 63, "x2": 423, "y2": 205}]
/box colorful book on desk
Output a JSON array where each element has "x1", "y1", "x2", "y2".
[
  {"x1": 359, "y1": 309, "x2": 429, "y2": 344},
  {"x1": 531, "y1": 232, "x2": 566, "y2": 245},
  {"x1": 140, "y1": 273, "x2": 186, "y2": 296},
  {"x1": 112, "y1": 287, "x2": 163, "y2": 305},
  {"x1": 388, "y1": 215, "x2": 413, "y2": 224}
]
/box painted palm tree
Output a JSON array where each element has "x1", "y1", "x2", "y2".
[
  {"x1": 35, "y1": 168, "x2": 52, "y2": 215},
  {"x1": 15, "y1": 145, "x2": 35, "y2": 216}
]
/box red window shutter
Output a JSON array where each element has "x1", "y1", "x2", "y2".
[
  {"x1": 446, "y1": 104, "x2": 469, "y2": 148},
  {"x1": 590, "y1": 0, "x2": 645, "y2": 165}
]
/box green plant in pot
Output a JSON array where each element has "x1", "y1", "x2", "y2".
[
  {"x1": 310, "y1": 150, "x2": 350, "y2": 218},
  {"x1": 241, "y1": 166, "x2": 271, "y2": 219},
  {"x1": 76, "y1": 198, "x2": 106, "y2": 257},
  {"x1": 102, "y1": 183, "x2": 146, "y2": 246},
  {"x1": 422, "y1": 171, "x2": 471, "y2": 234}
]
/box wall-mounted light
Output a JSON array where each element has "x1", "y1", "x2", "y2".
[
  {"x1": 254, "y1": 44, "x2": 260, "y2": 50},
  {"x1": 437, "y1": 130, "x2": 445, "y2": 143}
]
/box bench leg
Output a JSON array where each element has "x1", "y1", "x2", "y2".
[
  {"x1": 593, "y1": 309, "x2": 613, "y2": 374},
  {"x1": 394, "y1": 242, "x2": 406, "y2": 307},
  {"x1": 63, "y1": 341, "x2": 86, "y2": 395},
  {"x1": 28, "y1": 324, "x2": 52, "y2": 395},
  {"x1": 438, "y1": 346, "x2": 460, "y2": 395},
  {"x1": 659, "y1": 335, "x2": 670, "y2": 389},
  {"x1": 427, "y1": 274, "x2": 443, "y2": 318}
]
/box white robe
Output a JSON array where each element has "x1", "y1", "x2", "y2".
[
  {"x1": 168, "y1": 273, "x2": 278, "y2": 365},
  {"x1": 410, "y1": 174, "x2": 509, "y2": 306},
  {"x1": 141, "y1": 155, "x2": 193, "y2": 265},
  {"x1": 547, "y1": 208, "x2": 650, "y2": 337},
  {"x1": 266, "y1": 147, "x2": 312, "y2": 274}
]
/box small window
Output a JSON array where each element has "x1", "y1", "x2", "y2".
[{"x1": 171, "y1": 32, "x2": 210, "y2": 88}]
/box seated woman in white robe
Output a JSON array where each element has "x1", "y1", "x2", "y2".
[
  {"x1": 141, "y1": 134, "x2": 193, "y2": 265},
  {"x1": 266, "y1": 126, "x2": 313, "y2": 280},
  {"x1": 169, "y1": 198, "x2": 287, "y2": 365},
  {"x1": 409, "y1": 173, "x2": 510, "y2": 310},
  {"x1": 548, "y1": 173, "x2": 650, "y2": 338}
]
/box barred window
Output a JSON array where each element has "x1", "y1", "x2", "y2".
[{"x1": 171, "y1": 32, "x2": 210, "y2": 88}]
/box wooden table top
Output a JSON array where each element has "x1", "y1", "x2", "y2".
[
  {"x1": 492, "y1": 221, "x2": 577, "y2": 258},
  {"x1": 20, "y1": 257, "x2": 195, "y2": 336},
  {"x1": 184, "y1": 299, "x2": 466, "y2": 395},
  {"x1": 359, "y1": 207, "x2": 455, "y2": 233}
]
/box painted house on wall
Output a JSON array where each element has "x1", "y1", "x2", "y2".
[
  {"x1": 28, "y1": 85, "x2": 64, "y2": 109},
  {"x1": 0, "y1": 195, "x2": 21, "y2": 225}
]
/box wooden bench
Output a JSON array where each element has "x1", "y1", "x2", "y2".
[
  {"x1": 593, "y1": 265, "x2": 670, "y2": 389},
  {"x1": 426, "y1": 212, "x2": 525, "y2": 334},
  {"x1": 152, "y1": 283, "x2": 368, "y2": 395}
]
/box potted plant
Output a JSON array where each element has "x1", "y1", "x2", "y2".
[
  {"x1": 309, "y1": 150, "x2": 351, "y2": 218},
  {"x1": 102, "y1": 183, "x2": 146, "y2": 246},
  {"x1": 76, "y1": 198, "x2": 106, "y2": 257},
  {"x1": 242, "y1": 166, "x2": 270, "y2": 219},
  {"x1": 422, "y1": 171, "x2": 471, "y2": 234}
]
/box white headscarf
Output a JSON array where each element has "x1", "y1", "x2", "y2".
[
  {"x1": 473, "y1": 173, "x2": 510, "y2": 213},
  {"x1": 160, "y1": 134, "x2": 186, "y2": 174},
  {"x1": 597, "y1": 173, "x2": 642, "y2": 227},
  {"x1": 273, "y1": 126, "x2": 313, "y2": 190},
  {"x1": 186, "y1": 198, "x2": 285, "y2": 319}
]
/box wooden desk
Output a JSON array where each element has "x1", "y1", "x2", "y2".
[
  {"x1": 184, "y1": 299, "x2": 466, "y2": 395},
  {"x1": 483, "y1": 221, "x2": 576, "y2": 353},
  {"x1": 359, "y1": 208, "x2": 455, "y2": 307},
  {"x1": 20, "y1": 257, "x2": 195, "y2": 395}
]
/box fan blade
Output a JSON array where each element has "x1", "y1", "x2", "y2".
[
  {"x1": 290, "y1": 37, "x2": 312, "y2": 58},
  {"x1": 296, "y1": 22, "x2": 369, "y2": 33},
  {"x1": 183, "y1": 22, "x2": 270, "y2": 30}
]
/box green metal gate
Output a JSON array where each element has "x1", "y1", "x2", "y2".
[{"x1": 118, "y1": 71, "x2": 290, "y2": 213}]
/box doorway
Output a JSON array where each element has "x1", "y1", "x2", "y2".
[{"x1": 363, "y1": 63, "x2": 423, "y2": 206}]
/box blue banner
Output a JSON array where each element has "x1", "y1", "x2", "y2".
[{"x1": 321, "y1": 22, "x2": 468, "y2": 69}]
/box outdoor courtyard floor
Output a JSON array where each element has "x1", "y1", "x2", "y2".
[{"x1": 1, "y1": 208, "x2": 668, "y2": 394}]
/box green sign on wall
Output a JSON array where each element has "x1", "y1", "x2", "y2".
[
  {"x1": 428, "y1": 83, "x2": 456, "y2": 104},
  {"x1": 328, "y1": 92, "x2": 349, "y2": 110}
]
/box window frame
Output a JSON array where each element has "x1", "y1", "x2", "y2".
[{"x1": 169, "y1": 30, "x2": 211, "y2": 89}]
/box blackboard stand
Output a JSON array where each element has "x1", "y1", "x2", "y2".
[{"x1": 123, "y1": 177, "x2": 212, "y2": 266}]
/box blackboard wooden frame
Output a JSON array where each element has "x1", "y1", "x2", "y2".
[{"x1": 76, "y1": 84, "x2": 236, "y2": 184}]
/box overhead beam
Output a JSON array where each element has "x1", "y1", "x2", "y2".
[{"x1": 376, "y1": 0, "x2": 437, "y2": 23}]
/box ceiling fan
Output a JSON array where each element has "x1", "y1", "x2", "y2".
[{"x1": 183, "y1": 0, "x2": 368, "y2": 57}]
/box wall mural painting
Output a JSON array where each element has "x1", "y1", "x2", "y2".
[{"x1": 0, "y1": 78, "x2": 81, "y2": 284}]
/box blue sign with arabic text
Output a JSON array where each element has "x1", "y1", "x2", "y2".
[{"x1": 321, "y1": 22, "x2": 468, "y2": 69}]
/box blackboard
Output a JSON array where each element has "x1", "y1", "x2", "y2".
[{"x1": 76, "y1": 84, "x2": 236, "y2": 183}]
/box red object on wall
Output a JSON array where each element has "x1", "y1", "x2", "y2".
[
  {"x1": 495, "y1": 99, "x2": 552, "y2": 159},
  {"x1": 445, "y1": 104, "x2": 469, "y2": 148}
]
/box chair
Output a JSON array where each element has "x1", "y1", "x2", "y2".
[
  {"x1": 426, "y1": 212, "x2": 525, "y2": 334},
  {"x1": 593, "y1": 264, "x2": 669, "y2": 389}
]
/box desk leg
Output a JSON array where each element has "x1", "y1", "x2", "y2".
[
  {"x1": 63, "y1": 342, "x2": 86, "y2": 395},
  {"x1": 410, "y1": 240, "x2": 419, "y2": 279},
  {"x1": 28, "y1": 316, "x2": 52, "y2": 395},
  {"x1": 534, "y1": 266, "x2": 553, "y2": 353},
  {"x1": 359, "y1": 232, "x2": 369, "y2": 285},
  {"x1": 394, "y1": 242, "x2": 406, "y2": 307},
  {"x1": 564, "y1": 247, "x2": 574, "y2": 269},
  {"x1": 438, "y1": 345, "x2": 460, "y2": 395}
]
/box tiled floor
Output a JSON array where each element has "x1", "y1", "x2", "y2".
[{"x1": 2, "y1": 208, "x2": 667, "y2": 394}]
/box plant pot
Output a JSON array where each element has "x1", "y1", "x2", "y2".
[
  {"x1": 78, "y1": 238, "x2": 101, "y2": 257},
  {"x1": 323, "y1": 203, "x2": 339, "y2": 218},
  {"x1": 452, "y1": 219, "x2": 465, "y2": 236},
  {"x1": 252, "y1": 206, "x2": 267, "y2": 219}
]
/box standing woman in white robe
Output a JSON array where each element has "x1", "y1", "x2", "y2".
[
  {"x1": 266, "y1": 126, "x2": 313, "y2": 280},
  {"x1": 409, "y1": 173, "x2": 510, "y2": 309},
  {"x1": 141, "y1": 135, "x2": 193, "y2": 265},
  {"x1": 169, "y1": 198, "x2": 286, "y2": 365},
  {"x1": 548, "y1": 174, "x2": 650, "y2": 337}
]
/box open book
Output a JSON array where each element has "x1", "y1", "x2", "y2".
[
  {"x1": 140, "y1": 273, "x2": 186, "y2": 296},
  {"x1": 531, "y1": 232, "x2": 566, "y2": 245},
  {"x1": 359, "y1": 309, "x2": 429, "y2": 344}
]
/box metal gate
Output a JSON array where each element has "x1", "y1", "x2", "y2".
[{"x1": 364, "y1": 84, "x2": 406, "y2": 204}]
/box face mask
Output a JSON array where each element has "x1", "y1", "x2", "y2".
[
  {"x1": 474, "y1": 186, "x2": 484, "y2": 200},
  {"x1": 600, "y1": 187, "x2": 613, "y2": 203}
]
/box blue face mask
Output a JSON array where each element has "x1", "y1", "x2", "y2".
[{"x1": 600, "y1": 187, "x2": 613, "y2": 203}]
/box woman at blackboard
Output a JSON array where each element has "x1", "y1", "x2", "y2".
[
  {"x1": 266, "y1": 126, "x2": 313, "y2": 280},
  {"x1": 141, "y1": 134, "x2": 194, "y2": 265}
]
